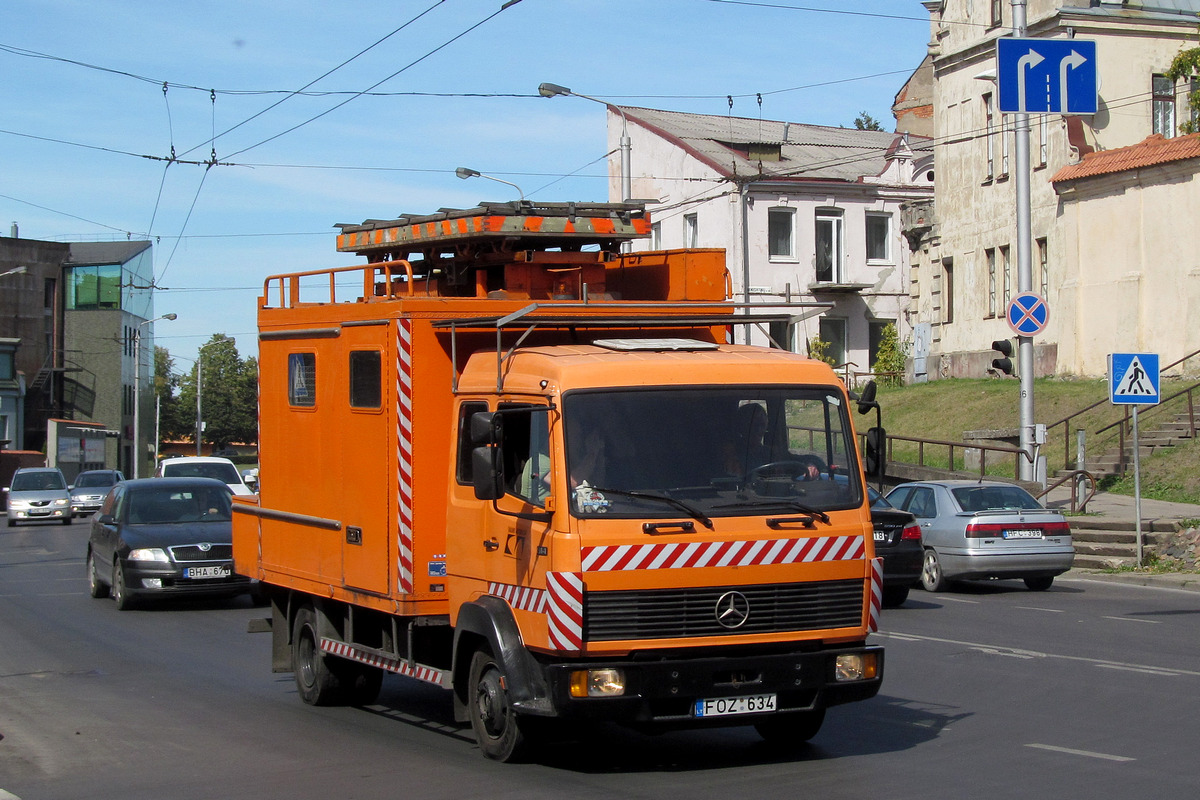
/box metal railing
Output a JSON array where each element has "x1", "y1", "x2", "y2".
[
  {"x1": 877, "y1": 433, "x2": 1032, "y2": 480},
  {"x1": 1035, "y1": 469, "x2": 1097, "y2": 514}
]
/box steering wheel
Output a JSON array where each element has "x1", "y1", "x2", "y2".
[{"x1": 747, "y1": 456, "x2": 826, "y2": 482}]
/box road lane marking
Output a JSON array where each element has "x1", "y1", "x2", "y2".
[
  {"x1": 1015, "y1": 606, "x2": 1064, "y2": 613},
  {"x1": 877, "y1": 631, "x2": 1200, "y2": 677},
  {"x1": 1101, "y1": 615, "x2": 1162, "y2": 625},
  {"x1": 936, "y1": 597, "x2": 980, "y2": 604},
  {"x1": 1026, "y1": 743, "x2": 1135, "y2": 762},
  {"x1": 0, "y1": 788, "x2": 24, "y2": 800},
  {"x1": 1095, "y1": 664, "x2": 1182, "y2": 677}
]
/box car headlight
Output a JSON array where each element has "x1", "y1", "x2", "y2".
[
  {"x1": 53, "y1": 498, "x2": 69, "y2": 506},
  {"x1": 128, "y1": 548, "x2": 170, "y2": 563}
]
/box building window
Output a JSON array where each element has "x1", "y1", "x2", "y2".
[
  {"x1": 1038, "y1": 114, "x2": 1048, "y2": 167},
  {"x1": 1038, "y1": 237, "x2": 1049, "y2": 299},
  {"x1": 0, "y1": 352, "x2": 12, "y2": 380},
  {"x1": 349, "y1": 350, "x2": 382, "y2": 409},
  {"x1": 865, "y1": 212, "x2": 890, "y2": 262},
  {"x1": 815, "y1": 209, "x2": 844, "y2": 283},
  {"x1": 288, "y1": 352, "x2": 316, "y2": 407},
  {"x1": 1000, "y1": 114, "x2": 1010, "y2": 177},
  {"x1": 683, "y1": 213, "x2": 698, "y2": 248},
  {"x1": 1153, "y1": 74, "x2": 1175, "y2": 136},
  {"x1": 990, "y1": 0, "x2": 1003, "y2": 28},
  {"x1": 986, "y1": 248, "x2": 997, "y2": 318},
  {"x1": 1191, "y1": 77, "x2": 1200, "y2": 132},
  {"x1": 983, "y1": 93, "x2": 995, "y2": 180},
  {"x1": 1000, "y1": 245, "x2": 1011, "y2": 307},
  {"x1": 650, "y1": 221, "x2": 662, "y2": 250},
  {"x1": 768, "y1": 208, "x2": 795, "y2": 259},
  {"x1": 942, "y1": 259, "x2": 954, "y2": 324},
  {"x1": 818, "y1": 318, "x2": 847, "y2": 367},
  {"x1": 65, "y1": 265, "x2": 121, "y2": 310}
]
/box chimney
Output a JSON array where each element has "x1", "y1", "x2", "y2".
[{"x1": 10, "y1": 222, "x2": 17, "y2": 238}]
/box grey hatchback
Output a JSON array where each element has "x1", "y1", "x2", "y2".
[
  {"x1": 5, "y1": 467, "x2": 72, "y2": 526},
  {"x1": 885, "y1": 480, "x2": 1073, "y2": 592}
]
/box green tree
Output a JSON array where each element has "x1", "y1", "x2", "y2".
[
  {"x1": 870, "y1": 323, "x2": 909, "y2": 387},
  {"x1": 854, "y1": 111, "x2": 884, "y2": 131},
  {"x1": 153, "y1": 345, "x2": 187, "y2": 441},
  {"x1": 176, "y1": 334, "x2": 257, "y2": 448},
  {"x1": 807, "y1": 337, "x2": 837, "y2": 367}
]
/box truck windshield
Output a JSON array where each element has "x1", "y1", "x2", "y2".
[{"x1": 564, "y1": 387, "x2": 864, "y2": 519}]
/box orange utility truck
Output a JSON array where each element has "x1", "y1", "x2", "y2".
[{"x1": 233, "y1": 201, "x2": 886, "y2": 761}]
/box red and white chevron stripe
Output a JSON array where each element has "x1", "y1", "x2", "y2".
[
  {"x1": 581, "y1": 535, "x2": 865, "y2": 572},
  {"x1": 396, "y1": 319, "x2": 414, "y2": 594},
  {"x1": 320, "y1": 638, "x2": 446, "y2": 686},
  {"x1": 487, "y1": 581, "x2": 548, "y2": 613},
  {"x1": 545, "y1": 572, "x2": 584, "y2": 653},
  {"x1": 868, "y1": 557, "x2": 883, "y2": 633}
]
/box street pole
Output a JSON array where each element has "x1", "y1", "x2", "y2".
[
  {"x1": 133, "y1": 313, "x2": 176, "y2": 479},
  {"x1": 537, "y1": 83, "x2": 632, "y2": 202},
  {"x1": 1013, "y1": 0, "x2": 1036, "y2": 481},
  {"x1": 196, "y1": 349, "x2": 203, "y2": 456}
]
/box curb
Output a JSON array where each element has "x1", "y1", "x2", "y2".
[{"x1": 1061, "y1": 568, "x2": 1200, "y2": 593}]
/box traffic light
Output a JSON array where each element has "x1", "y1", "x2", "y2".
[{"x1": 991, "y1": 339, "x2": 1014, "y2": 376}]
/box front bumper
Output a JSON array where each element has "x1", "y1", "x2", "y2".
[
  {"x1": 8, "y1": 506, "x2": 69, "y2": 522},
  {"x1": 121, "y1": 559, "x2": 252, "y2": 597},
  {"x1": 526, "y1": 645, "x2": 884, "y2": 727}
]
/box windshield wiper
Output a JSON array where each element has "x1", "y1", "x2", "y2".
[
  {"x1": 712, "y1": 499, "x2": 831, "y2": 525},
  {"x1": 584, "y1": 486, "x2": 714, "y2": 530}
]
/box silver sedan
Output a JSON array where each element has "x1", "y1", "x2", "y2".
[{"x1": 884, "y1": 480, "x2": 1074, "y2": 592}]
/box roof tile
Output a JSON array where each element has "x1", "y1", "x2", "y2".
[{"x1": 1051, "y1": 133, "x2": 1200, "y2": 184}]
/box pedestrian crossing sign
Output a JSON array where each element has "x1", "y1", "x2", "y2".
[{"x1": 1109, "y1": 353, "x2": 1160, "y2": 405}]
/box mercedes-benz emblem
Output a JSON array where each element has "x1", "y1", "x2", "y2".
[
  {"x1": 198, "y1": 542, "x2": 212, "y2": 552},
  {"x1": 714, "y1": 591, "x2": 750, "y2": 629}
]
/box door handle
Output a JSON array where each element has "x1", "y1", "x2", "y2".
[{"x1": 483, "y1": 538, "x2": 500, "y2": 551}]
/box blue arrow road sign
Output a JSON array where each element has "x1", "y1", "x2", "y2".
[
  {"x1": 1109, "y1": 353, "x2": 1160, "y2": 405},
  {"x1": 997, "y1": 38, "x2": 1098, "y2": 114},
  {"x1": 1006, "y1": 292, "x2": 1049, "y2": 337}
]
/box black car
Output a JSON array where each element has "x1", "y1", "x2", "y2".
[
  {"x1": 869, "y1": 487, "x2": 923, "y2": 608},
  {"x1": 86, "y1": 477, "x2": 251, "y2": 610}
]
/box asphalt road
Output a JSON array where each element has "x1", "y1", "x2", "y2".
[{"x1": 2, "y1": 518, "x2": 1199, "y2": 799}]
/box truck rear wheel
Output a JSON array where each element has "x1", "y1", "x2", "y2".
[
  {"x1": 754, "y1": 709, "x2": 825, "y2": 745},
  {"x1": 468, "y1": 649, "x2": 531, "y2": 762},
  {"x1": 292, "y1": 607, "x2": 344, "y2": 706}
]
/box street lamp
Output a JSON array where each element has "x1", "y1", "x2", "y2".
[
  {"x1": 538, "y1": 82, "x2": 632, "y2": 202},
  {"x1": 0, "y1": 265, "x2": 28, "y2": 279},
  {"x1": 455, "y1": 167, "x2": 526, "y2": 201},
  {"x1": 133, "y1": 313, "x2": 176, "y2": 478}
]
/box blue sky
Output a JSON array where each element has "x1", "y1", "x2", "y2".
[{"x1": 1, "y1": 0, "x2": 931, "y2": 367}]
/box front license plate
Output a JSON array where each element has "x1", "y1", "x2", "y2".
[
  {"x1": 1003, "y1": 529, "x2": 1043, "y2": 539},
  {"x1": 184, "y1": 565, "x2": 231, "y2": 579},
  {"x1": 694, "y1": 693, "x2": 777, "y2": 718}
]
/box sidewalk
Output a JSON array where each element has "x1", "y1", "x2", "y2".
[{"x1": 1043, "y1": 485, "x2": 1200, "y2": 593}]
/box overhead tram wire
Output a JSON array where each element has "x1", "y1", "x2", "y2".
[
  {"x1": 220, "y1": 0, "x2": 526, "y2": 160},
  {"x1": 174, "y1": 0, "x2": 448, "y2": 161}
]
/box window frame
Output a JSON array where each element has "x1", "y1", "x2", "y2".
[
  {"x1": 986, "y1": 248, "x2": 997, "y2": 318},
  {"x1": 814, "y1": 209, "x2": 844, "y2": 283},
  {"x1": 865, "y1": 211, "x2": 891, "y2": 264},
  {"x1": 288, "y1": 352, "x2": 317, "y2": 408},
  {"x1": 1152, "y1": 74, "x2": 1175, "y2": 136},
  {"x1": 683, "y1": 213, "x2": 699, "y2": 248},
  {"x1": 767, "y1": 207, "x2": 797, "y2": 261},
  {"x1": 348, "y1": 349, "x2": 382, "y2": 410}
]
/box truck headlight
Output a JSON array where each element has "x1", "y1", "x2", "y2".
[
  {"x1": 834, "y1": 653, "x2": 878, "y2": 682},
  {"x1": 569, "y1": 668, "x2": 626, "y2": 697}
]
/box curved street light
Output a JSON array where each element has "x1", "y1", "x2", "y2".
[
  {"x1": 537, "y1": 82, "x2": 632, "y2": 202},
  {"x1": 133, "y1": 313, "x2": 177, "y2": 478},
  {"x1": 0, "y1": 265, "x2": 28, "y2": 279},
  {"x1": 455, "y1": 166, "x2": 526, "y2": 202}
]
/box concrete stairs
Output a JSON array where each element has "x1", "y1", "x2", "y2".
[
  {"x1": 1069, "y1": 517, "x2": 1178, "y2": 569},
  {"x1": 1056, "y1": 410, "x2": 1200, "y2": 481}
]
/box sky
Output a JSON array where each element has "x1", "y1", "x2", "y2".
[{"x1": 1, "y1": 0, "x2": 932, "y2": 369}]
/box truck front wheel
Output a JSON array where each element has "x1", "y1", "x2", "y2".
[
  {"x1": 468, "y1": 649, "x2": 531, "y2": 762},
  {"x1": 292, "y1": 607, "x2": 343, "y2": 706}
]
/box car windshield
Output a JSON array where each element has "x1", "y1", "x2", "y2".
[
  {"x1": 76, "y1": 473, "x2": 117, "y2": 488},
  {"x1": 162, "y1": 462, "x2": 240, "y2": 484},
  {"x1": 562, "y1": 386, "x2": 863, "y2": 519},
  {"x1": 11, "y1": 471, "x2": 66, "y2": 491},
  {"x1": 127, "y1": 486, "x2": 232, "y2": 524},
  {"x1": 951, "y1": 485, "x2": 1043, "y2": 512}
]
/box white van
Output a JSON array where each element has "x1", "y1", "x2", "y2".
[{"x1": 156, "y1": 456, "x2": 254, "y2": 496}]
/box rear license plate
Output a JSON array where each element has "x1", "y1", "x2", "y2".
[
  {"x1": 873, "y1": 530, "x2": 887, "y2": 542},
  {"x1": 184, "y1": 566, "x2": 231, "y2": 579},
  {"x1": 1003, "y1": 529, "x2": 1043, "y2": 539},
  {"x1": 694, "y1": 693, "x2": 777, "y2": 718}
]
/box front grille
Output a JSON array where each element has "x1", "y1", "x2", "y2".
[
  {"x1": 585, "y1": 579, "x2": 864, "y2": 641},
  {"x1": 169, "y1": 544, "x2": 233, "y2": 562}
]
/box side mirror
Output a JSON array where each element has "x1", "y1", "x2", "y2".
[
  {"x1": 97, "y1": 513, "x2": 115, "y2": 525},
  {"x1": 471, "y1": 446, "x2": 504, "y2": 500},
  {"x1": 856, "y1": 380, "x2": 878, "y2": 415},
  {"x1": 470, "y1": 412, "x2": 498, "y2": 446},
  {"x1": 864, "y1": 427, "x2": 887, "y2": 480}
]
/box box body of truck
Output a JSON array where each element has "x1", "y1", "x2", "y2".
[{"x1": 233, "y1": 202, "x2": 884, "y2": 761}]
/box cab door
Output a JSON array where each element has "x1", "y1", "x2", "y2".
[{"x1": 337, "y1": 322, "x2": 392, "y2": 594}]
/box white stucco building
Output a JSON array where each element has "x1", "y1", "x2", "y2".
[
  {"x1": 602, "y1": 106, "x2": 934, "y2": 380},
  {"x1": 906, "y1": 0, "x2": 1200, "y2": 379}
]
